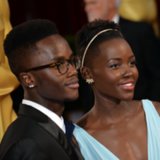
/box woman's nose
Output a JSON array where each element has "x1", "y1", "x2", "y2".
[{"x1": 121, "y1": 64, "x2": 133, "y2": 77}]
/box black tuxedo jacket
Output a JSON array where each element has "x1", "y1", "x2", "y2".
[{"x1": 0, "y1": 104, "x2": 83, "y2": 160}]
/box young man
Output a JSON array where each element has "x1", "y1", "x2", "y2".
[{"x1": 0, "y1": 19, "x2": 83, "y2": 160}]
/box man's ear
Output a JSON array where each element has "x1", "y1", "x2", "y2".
[
  {"x1": 80, "y1": 66, "x2": 93, "y2": 80},
  {"x1": 19, "y1": 72, "x2": 35, "y2": 88}
]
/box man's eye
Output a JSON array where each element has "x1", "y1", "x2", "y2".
[
  {"x1": 55, "y1": 62, "x2": 64, "y2": 67},
  {"x1": 49, "y1": 61, "x2": 63, "y2": 68},
  {"x1": 56, "y1": 60, "x2": 65, "y2": 65}
]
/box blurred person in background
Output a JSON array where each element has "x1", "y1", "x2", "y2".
[{"x1": 84, "y1": 0, "x2": 120, "y2": 23}]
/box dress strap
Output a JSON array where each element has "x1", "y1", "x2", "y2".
[{"x1": 142, "y1": 99, "x2": 160, "y2": 160}]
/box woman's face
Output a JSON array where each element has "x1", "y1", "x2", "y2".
[{"x1": 87, "y1": 38, "x2": 139, "y2": 101}]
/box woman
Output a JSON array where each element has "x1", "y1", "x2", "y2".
[{"x1": 73, "y1": 20, "x2": 160, "y2": 160}]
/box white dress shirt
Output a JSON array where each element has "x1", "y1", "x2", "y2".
[{"x1": 112, "y1": 14, "x2": 120, "y2": 23}]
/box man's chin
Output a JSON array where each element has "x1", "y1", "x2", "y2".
[{"x1": 65, "y1": 93, "x2": 79, "y2": 102}]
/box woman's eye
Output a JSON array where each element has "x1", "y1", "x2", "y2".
[
  {"x1": 129, "y1": 60, "x2": 136, "y2": 67},
  {"x1": 109, "y1": 63, "x2": 120, "y2": 69}
]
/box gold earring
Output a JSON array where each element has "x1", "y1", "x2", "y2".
[{"x1": 86, "y1": 78, "x2": 94, "y2": 84}]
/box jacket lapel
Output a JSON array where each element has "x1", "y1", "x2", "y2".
[{"x1": 19, "y1": 104, "x2": 84, "y2": 159}]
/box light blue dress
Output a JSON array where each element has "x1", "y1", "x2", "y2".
[{"x1": 73, "y1": 100, "x2": 160, "y2": 160}]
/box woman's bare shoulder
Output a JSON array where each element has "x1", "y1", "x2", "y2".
[{"x1": 132, "y1": 99, "x2": 160, "y2": 115}]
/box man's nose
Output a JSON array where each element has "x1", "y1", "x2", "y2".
[{"x1": 67, "y1": 63, "x2": 78, "y2": 76}]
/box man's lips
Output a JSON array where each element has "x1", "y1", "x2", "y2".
[{"x1": 65, "y1": 79, "x2": 79, "y2": 89}]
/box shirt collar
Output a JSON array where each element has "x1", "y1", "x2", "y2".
[
  {"x1": 112, "y1": 14, "x2": 120, "y2": 23},
  {"x1": 22, "y1": 99, "x2": 66, "y2": 133}
]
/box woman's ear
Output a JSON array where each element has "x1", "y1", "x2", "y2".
[
  {"x1": 80, "y1": 66, "x2": 91, "y2": 80},
  {"x1": 80, "y1": 66, "x2": 94, "y2": 83},
  {"x1": 19, "y1": 72, "x2": 35, "y2": 88},
  {"x1": 80, "y1": 67, "x2": 94, "y2": 84}
]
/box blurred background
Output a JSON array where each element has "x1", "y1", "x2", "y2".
[
  {"x1": 8, "y1": 0, "x2": 160, "y2": 35},
  {"x1": 9, "y1": 0, "x2": 87, "y2": 35}
]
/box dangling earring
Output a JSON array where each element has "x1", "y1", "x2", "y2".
[
  {"x1": 86, "y1": 78, "x2": 94, "y2": 84},
  {"x1": 28, "y1": 84, "x2": 34, "y2": 88}
]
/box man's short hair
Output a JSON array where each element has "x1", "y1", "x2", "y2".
[{"x1": 4, "y1": 19, "x2": 58, "y2": 76}]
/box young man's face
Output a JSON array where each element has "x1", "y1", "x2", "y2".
[{"x1": 26, "y1": 34, "x2": 79, "y2": 103}]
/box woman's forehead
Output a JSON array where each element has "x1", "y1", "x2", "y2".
[{"x1": 91, "y1": 38, "x2": 134, "y2": 59}]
